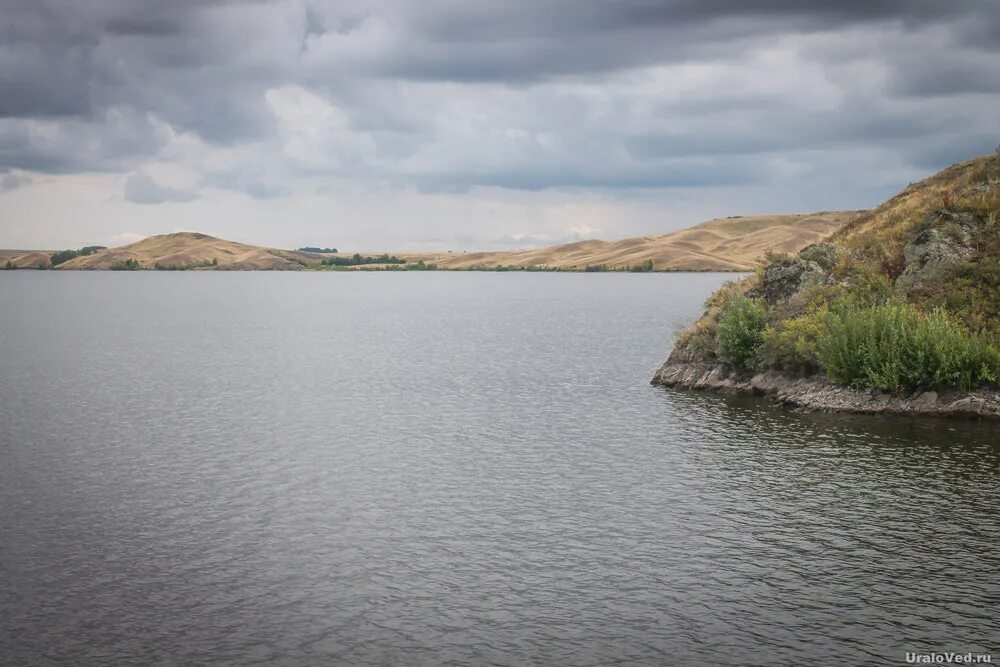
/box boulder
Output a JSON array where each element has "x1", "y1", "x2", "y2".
[
  {"x1": 896, "y1": 209, "x2": 977, "y2": 291},
  {"x1": 758, "y1": 257, "x2": 826, "y2": 304},
  {"x1": 797, "y1": 242, "x2": 840, "y2": 270}
]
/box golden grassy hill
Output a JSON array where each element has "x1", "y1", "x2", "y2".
[
  {"x1": 3, "y1": 211, "x2": 860, "y2": 272},
  {"x1": 1, "y1": 251, "x2": 56, "y2": 269},
  {"x1": 829, "y1": 155, "x2": 1000, "y2": 261},
  {"x1": 394, "y1": 211, "x2": 861, "y2": 271},
  {"x1": 54, "y1": 233, "x2": 323, "y2": 271}
]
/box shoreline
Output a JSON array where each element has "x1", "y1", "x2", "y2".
[
  {"x1": 651, "y1": 361, "x2": 1000, "y2": 420},
  {"x1": 2, "y1": 266, "x2": 748, "y2": 273}
]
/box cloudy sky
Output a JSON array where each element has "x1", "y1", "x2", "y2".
[{"x1": 1, "y1": 0, "x2": 998, "y2": 251}]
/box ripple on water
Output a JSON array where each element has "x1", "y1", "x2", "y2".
[{"x1": 1, "y1": 272, "x2": 997, "y2": 666}]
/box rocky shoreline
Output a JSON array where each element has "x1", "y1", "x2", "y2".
[{"x1": 651, "y1": 360, "x2": 1000, "y2": 420}]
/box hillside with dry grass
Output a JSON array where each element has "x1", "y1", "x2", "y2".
[
  {"x1": 2, "y1": 211, "x2": 860, "y2": 273},
  {"x1": 49, "y1": 233, "x2": 324, "y2": 271},
  {"x1": 658, "y1": 153, "x2": 1000, "y2": 393},
  {"x1": 400, "y1": 211, "x2": 860, "y2": 271}
]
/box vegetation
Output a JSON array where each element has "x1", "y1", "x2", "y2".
[
  {"x1": 629, "y1": 259, "x2": 655, "y2": 272},
  {"x1": 109, "y1": 258, "x2": 141, "y2": 271},
  {"x1": 154, "y1": 258, "x2": 218, "y2": 270},
  {"x1": 50, "y1": 249, "x2": 80, "y2": 266},
  {"x1": 817, "y1": 302, "x2": 1000, "y2": 391},
  {"x1": 4, "y1": 260, "x2": 12, "y2": 270},
  {"x1": 670, "y1": 153, "x2": 1000, "y2": 392},
  {"x1": 715, "y1": 295, "x2": 767, "y2": 370},
  {"x1": 405, "y1": 260, "x2": 437, "y2": 270},
  {"x1": 49, "y1": 245, "x2": 108, "y2": 266},
  {"x1": 321, "y1": 253, "x2": 405, "y2": 266},
  {"x1": 298, "y1": 247, "x2": 337, "y2": 253}
]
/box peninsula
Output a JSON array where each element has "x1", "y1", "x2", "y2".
[{"x1": 653, "y1": 153, "x2": 1000, "y2": 419}]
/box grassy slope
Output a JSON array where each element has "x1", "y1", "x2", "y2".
[
  {"x1": 669, "y1": 153, "x2": 1000, "y2": 388},
  {"x1": 52, "y1": 233, "x2": 323, "y2": 271},
  {"x1": 3, "y1": 211, "x2": 859, "y2": 272},
  {"x1": 395, "y1": 211, "x2": 859, "y2": 270},
  {"x1": 826, "y1": 154, "x2": 1000, "y2": 337}
]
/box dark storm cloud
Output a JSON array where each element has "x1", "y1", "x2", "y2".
[
  {"x1": 363, "y1": 0, "x2": 999, "y2": 82},
  {"x1": 0, "y1": 0, "x2": 998, "y2": 192}
]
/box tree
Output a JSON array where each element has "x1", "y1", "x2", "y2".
[
  {"x1": 50, "y1": 249, "x2": 80, "y2": 266},
  {"x1": 110, "y1": 258, "x2": 140, "y2": 271},
  {"x1": 4, "y1": 260, "x2": 13, "y2": 270}
]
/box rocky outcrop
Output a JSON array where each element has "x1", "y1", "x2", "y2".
[
  {"x1": 797, "y1": 242, "x2": 840, "y2": 270},
  {"x1": 753, "y1": 256, "x2": 827, "y2": 304},
  {"x1": 651, "y1": 362, "x2": 1000, "y2": 420},
  {"x1": 896, "y1": 210, "x2": 978, "y2": 291}
]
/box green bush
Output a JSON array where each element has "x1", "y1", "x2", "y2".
[
  {"x1": 50, "y1": 249, "x2": 80, "y2": 266},
  {"x1": 715, "y1": 295, "x2": 768, "y2": 370},
  {"x1": 110, "y1": 258, "x2": 141, "y2": 271},
  {"x1": 817, "y1": 302, "x2": 1000, "y2": 391},
  {"x1": 760, "y1": 309, "x2": 827, "y2": 374}
]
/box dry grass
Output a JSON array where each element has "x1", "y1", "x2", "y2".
[
  {"x1": 4, "y1": 210, "x2": 860, "y2": 272},
  {"x1": 830, "y1": 154, "x2": 1000, "y2": 263},
  {"x1": 2, "y1": 251, "x2": 54, "y2": 269},
  {"x1": 51, "y1": 233, "x2": 323, "y2": 271},
  {"x1": 389, "y1": 211, "x2": 861, "y2": 271}
]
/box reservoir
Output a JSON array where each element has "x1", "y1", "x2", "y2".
[{"x1": 1, "y1": 272, "x2": 996, "y2": 665}]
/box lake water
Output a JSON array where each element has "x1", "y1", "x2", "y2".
[{"x1": 1, "y1": 272, "x2": 997, "y2": 666}]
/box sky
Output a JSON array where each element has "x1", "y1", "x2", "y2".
[{"x1": 1, "y1": 1, "x2": 999, "y2": 251}]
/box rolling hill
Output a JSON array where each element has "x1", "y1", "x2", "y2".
[
  {"x1": 50, "y1": 233, "x2": 324, "y2": 271},
  {"x1": 403, "y1": 211, "x2": 861, "y2": 271},
  {"x1": 2, "y1": 210, "x2": 861, "y2": 272}
]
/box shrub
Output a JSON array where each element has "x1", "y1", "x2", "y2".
[
  {"x1": 50, "y1": 249, "x2": 80, "y2": 266},
  {"x1": 715, "y1": 295, "x2": 768, "y2": 370},
  {"x1": 760, "y1": 309, "x2": 828, "y2": 374},
  {"x1": 110, "y1": 258, "x2": 141, "y2": 271},
  {"x1": 817, "y1": 302, "x2": 1000, "y2": 391}
]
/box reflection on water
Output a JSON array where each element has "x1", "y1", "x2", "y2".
[{"x1": 1, "y1": 272, "x2": 997, "y2": 666}]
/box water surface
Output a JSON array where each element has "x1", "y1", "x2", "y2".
[{"x1": 1, "y1": 272, "x2": 997, "y2": 666}]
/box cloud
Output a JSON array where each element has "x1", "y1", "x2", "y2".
[
  {"x1": 123, "y1": 171, "x2": 197, "y2": 204},
  {"x1": 0, "y1": 172, "x2": 32, "y2": 192},
  {"x1": 1, "y1": 1, "x2": 999, "y2": 248}
]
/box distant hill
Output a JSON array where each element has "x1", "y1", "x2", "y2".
[
  {"x1": 2, "y1": 211, "x2": 862, "y2": 272},
  {"x1": 51, "y1": 233, "x2": 324, "y2": 271},
  {"x1": 406, "y1": 211, "x2": 861, "y2": 271}
]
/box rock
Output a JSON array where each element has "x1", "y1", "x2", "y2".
[
  {"x1": 913, "y1": 391, "x2": 939, "y2": 409},
  {"x1": 896, "y1": 209, "x2": 978, "y2": 291},
  {"x1": 798, "y1": 243, "x2": 840, "y2": 270},
  {"x1": 759, "y1": 257, "x2": 826, "y2": 304},
  {"x1": 650, "y1": 362, "x2": 1000, "y2": 420}
]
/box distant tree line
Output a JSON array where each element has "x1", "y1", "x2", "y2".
[
  {"x1": 321, "y1": 253, "x2": 406, "y2": 266},
  {"x1": 49, "y1": 246, "x2": 108, "y2": 266},
  {"x1": 298, "y1": 247, "x2": 338, "y2": 253},
  {"x1": 154, "y1": 258, "x2": 218, "y2": 270},
  {"x1": 110, "y1": 258, "x2": 141, "y2": 271}
]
